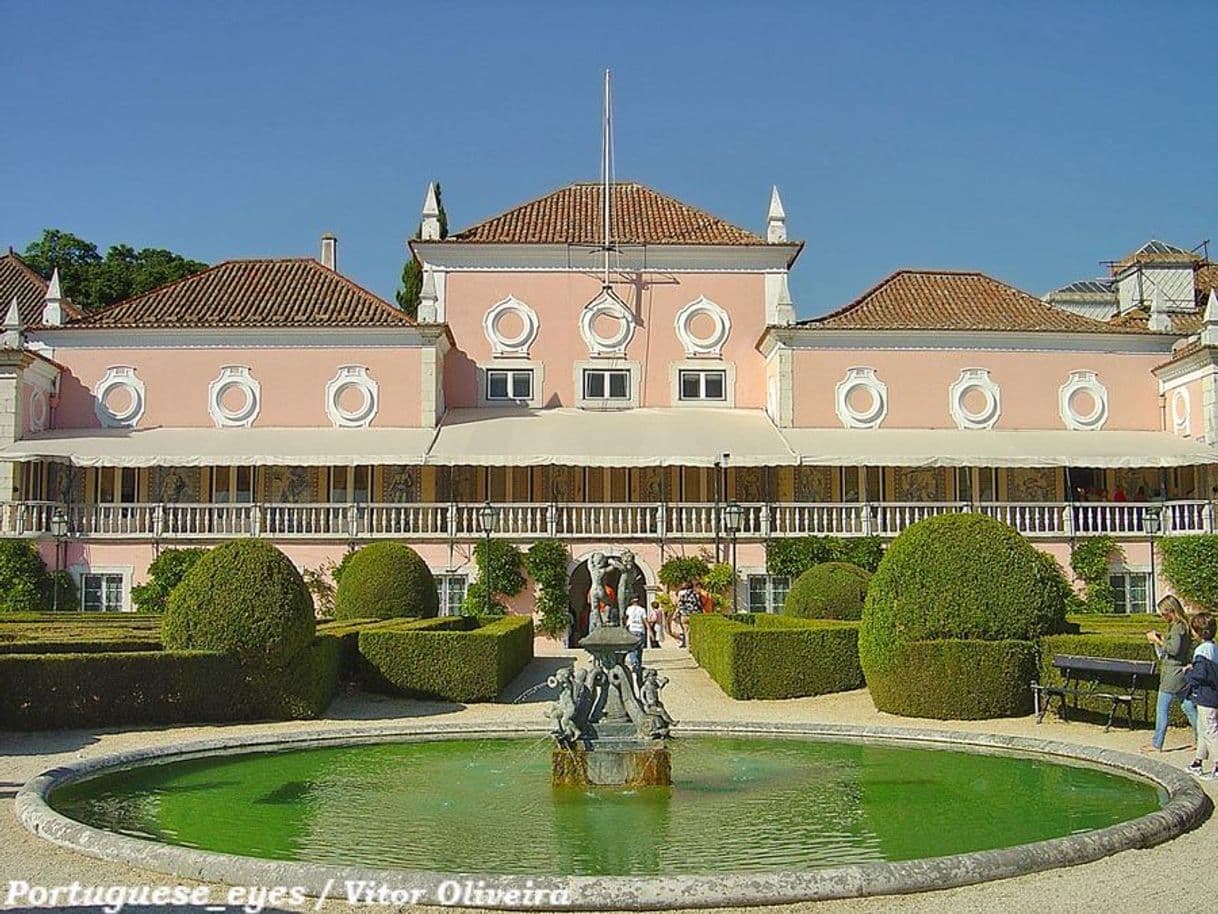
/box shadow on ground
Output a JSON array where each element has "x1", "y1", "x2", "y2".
[{"x1": 500, "y1": 656, "x2": 576, "y2": 703}]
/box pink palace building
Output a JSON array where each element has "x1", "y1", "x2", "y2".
[{"x1": 0, "y1": 182, "x2": 1216, "y2": 628}]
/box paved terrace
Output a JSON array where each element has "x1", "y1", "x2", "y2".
[{"x1": 2, "y1": 644, "x2": 1213, "y2": 914}]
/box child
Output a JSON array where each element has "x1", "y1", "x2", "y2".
[{"x1": 1183, "y1": 612, "x2": 1218, "y2": 780}]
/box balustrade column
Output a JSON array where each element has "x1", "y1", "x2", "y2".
[
  {"x1": 251, "y1": 503, "x2": 262, "y2": 537},
  {"x1": 546, "y1": 502, "x2": 557, "y2": 537},
  {"x1": 153, "y1": 503, "x2": 165, "y2": 539}
]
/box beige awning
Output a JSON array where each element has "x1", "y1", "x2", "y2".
[
  {"x1": 425, "y1": 407, "x2": 796, "y2": 467},
  {"x1": 779, "y1": 428, "x2": 1218, "y2": 468},
  {"x1": 0, "y1": 426, "x2": 437, "y2": 467}
]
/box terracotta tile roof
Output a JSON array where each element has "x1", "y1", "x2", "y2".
[
  {"x1": 0, "y1": 251, "x2": 81, "y2": 327},
  {"x1": 1197, "y1": 262, "x2": 1217, "y2": 307},
  {"x1": 446, "y1": 182, "x2": 770, "y2": 246},
  {"x1": 1109, "y1": 308, "x2": 1203, "y2": 334},
  {"x1": 1112, "y1": 239, "x2": 1204, "y2": 271},
  {"x1": 64, "y1": 258, "x2": 412, "y2": 329},
  {"x1": 801, "y1": 269, "x2": 1148, "y2": 334}
]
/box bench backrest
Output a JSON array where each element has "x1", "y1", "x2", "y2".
[{"x1": 1052, "y1": 653, "x2": 1157, "y2": 679}]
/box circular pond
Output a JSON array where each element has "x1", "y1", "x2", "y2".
[{"x1": 50, "y1": 735, "x2": 1163, "y2": 875}]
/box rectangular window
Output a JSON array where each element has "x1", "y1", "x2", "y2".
[
  {"x1": 329, "y1": 466, "x2": 371, "y2": 503},
  {"x1": 678, "y1": 369, "x2": 726, "y2": 401},
  {"x1": 486, "y1": 369, "x2": 533, "y2": 401},
  {"x1": 81, "y1": 573, "x2": 124, "y2": 612},
  {"x1": 583, "y1": 369, "x2": 630, "y2": 401},
  {"x1": 436, "y1": 574, "x2": 467, "y2": 617},
  {"x1": 22, "y1": 462, "x2": 46, "y2": 501},
  {"x1": 746, "y1": 574, "x2": 791, "y2": 614},
  {"x1": 93, "y1": 468, "x2": 140, "y2": 504},
  {"x1": 1109, "y1": 572, "x2": 1150, "y2": 614},
  {"x1": 212, "y1": 466, "x2": 255, "y2": 503}
]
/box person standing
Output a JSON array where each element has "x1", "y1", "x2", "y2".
[
  {"x1": 1184, "y1": 613, "x2": 1218, "y2": 778},
  {"x1": 647, "y1": 600, "x2": 663, "y2": 648},
  {"x1": 674, "y1": 581, "x2": 700, "y2": 649},
  {"x1": 1143, "y1": 595, "x2": 1198, "y2": 753},
  {"x1": 624, "y1": 597, "x2": 648, "y2": 672}
]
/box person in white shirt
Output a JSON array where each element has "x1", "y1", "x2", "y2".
[{"x1": 625, "y1": 598, "x2": 648, "y2": 671}]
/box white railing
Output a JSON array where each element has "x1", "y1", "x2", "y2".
[{"x1": 1, "y1": 499, "x2": 1211, "y2": 541}]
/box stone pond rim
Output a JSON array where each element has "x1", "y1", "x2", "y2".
[{"x1": 15, "y1": 721, "x2": 1212, "y2": 911}]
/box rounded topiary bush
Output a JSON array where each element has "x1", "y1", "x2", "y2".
[
  {"x1": 333, "y1": 542, "x2": 439, "y2": 621},
  {"x1": 784, "y1": 562, "x2": 871, "y2": 620},
  {"x1": 162, "y1": 539, "x2": 315, "y2": 669},
  {"x1": 859, "y1": 513, "x2": 1069, "y2": 719}
]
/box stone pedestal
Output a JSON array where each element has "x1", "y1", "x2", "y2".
[{"x1": 552, "y1": 744, "x2": 672, "y2": 787}]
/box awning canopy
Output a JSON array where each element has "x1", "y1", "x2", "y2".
[
  {"x1": 0, "y1": 426, "x2": 437, "y2": 468},
  {"x1": 779, "y1": 428, "x2": 1218, "y2": 468},
  {"x1": 426, "y1": 407, "x2": 795, "y2": 467}
]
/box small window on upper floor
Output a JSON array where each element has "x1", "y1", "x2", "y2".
[
  {"x1": 679, "y1": 369, "x2": 726, "y2": 401},
  {"x1": 583, "y1": 369, "x2": 630, "y2": 401},
  {"x1": 486, "y1": 369, "x2": 534, "y2": 402}
]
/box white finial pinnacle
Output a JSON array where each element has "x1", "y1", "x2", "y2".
[
  {"x1": 2, "y1": 295, "x2": 22, "y2": 348},
  {"x1": 767, "y1": 186, "x2": 787, "y2": 243},
  {"x1": 417, "y1": 264, "x2": 438, "y2": 323},
  {"x1": 46, "y1": 267, "x2": 62, "y2": 301},
  {"x1": 1202, "y1": 288, "x2": 1218, "y2": 346},
  {"x1": 42, "y1": 267, "x2": 65, "y2": 326},
  {"x1": 420, "y1": 183, "x2": 441, "y2": 241},
  {"x1": 773, "y1": 273, "x2": 795, "y2": 324}
]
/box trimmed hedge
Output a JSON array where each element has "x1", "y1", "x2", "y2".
[
  {"x1": 865, "y1": 639, "x2": 1038, "y2": 720},
  {"x1": 257, "y1": 635, "x2": 343, "y2": 720},
  {"x1": 689, "y1": 613, "x2": 863, "y2": 700},
  {"x1": 1161, "y1": 535, "x2": 1218, "y2": 612},
  {"x1": 163, "y1": 539, "x2": 315, "y2": 669},
  {"x1": 358, "y1": 615, "x2": 534, "y2": 702},
  {"x1": 784, "y1": 562, "x2": 871, "y2": 620},
  {"x1": 334, "y1": 542, "x2": 439, "y2": 621},
  {"x1": 860, "y1": 514, "x2": 1069, "y2": 719}
]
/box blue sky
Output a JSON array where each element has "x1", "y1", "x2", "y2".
[{"x1": 1, "y1": 1, "x2": 1214, "y2": 318}]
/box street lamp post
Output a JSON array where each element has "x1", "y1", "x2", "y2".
[
  {"x1": 722, "y1": 502, "x2": 743, "y2": 614},
  {"x1": 476, "y1": 501, "x2": 500, "y2": 616},
  {"x1": 1144, "y1": 503, "x2": 1162, "y2": 612},
  {"x1": 50, "y1": 507, "x2": 68, "y2": 612}
]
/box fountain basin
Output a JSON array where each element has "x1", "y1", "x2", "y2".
[{"x1": 17, "y1": 722, "x2": 1211, "y2": 910}]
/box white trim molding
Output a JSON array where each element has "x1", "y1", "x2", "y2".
[
  {"x1": 1171, "y1": 387, "x2": 1192, "y2": 437},
  {"x1": 208, "y1": 366, "x2": 261, "y2": 428},
  {"x1": 482, "y1": 295, "x2": 539, "y2": 358},
  {"x1": 477, "y1": 359, "x2": 547, "y2": 409},
  {"x1": 668, "y1": 359, "x2": 736, "y2": 408},
  {"x1": 674, "y1": 296, "x2": 731, "y2": 358},
  {"x1": 1058, "y1": 370, "x2": 1109, "y2": 431},
  {"x1": 28, "y1": 388, "x2": 48, "y2": 432},
  {"x1": 93, "y1": 366, "x2": 146, "y2": 429},
  {"x1": 325, "y1": 365, "x2": 379, "y2": 428},
  {"x1": 835, "y1": 367, "x2": 888, "y2": 429},
  {"x1": 579, "y1": 289, "x2": 636, "y2": 358},
  {"x1": 949, "y1": 368, "x2": 1001, "y2": 430}
]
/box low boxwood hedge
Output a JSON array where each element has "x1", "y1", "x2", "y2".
[
  {"x1": 866, "y1": 639, "x2": 1038, "y2": 720},
  {"x1": 689, "y1": 613, "x2": 863, "y2": 700},
  {"x1": 256, "y1": 635, "x2": 343, "y2": 720},
  {"x1": 357, "y1": 615, "x2": 533, "y2": 702},
  {"x1": 783, "y1": 562, "x2": 871, "y2": 620},
  {"x1": 334, "y1": 542, "x2": 439, "y2": 620}
]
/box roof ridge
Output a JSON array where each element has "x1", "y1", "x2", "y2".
[{"x1": 68, "y1": 258, "x2": 234, "y2": 325}]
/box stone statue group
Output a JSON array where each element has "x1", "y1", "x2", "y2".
[
  {"x1": 586, "y1": 548, "x2": 641, "y2": 629},
  {"x1": 546, "y1": 662, "x2": 674, "y2": 747}
]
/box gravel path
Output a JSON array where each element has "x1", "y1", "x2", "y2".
[{"x1": 1, "y1": 644, "x2": 1212, "y2": 914}]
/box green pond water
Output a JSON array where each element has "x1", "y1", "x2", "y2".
[{"x1": 50, "y1": 736, "x2": 1165, "y2": 876}]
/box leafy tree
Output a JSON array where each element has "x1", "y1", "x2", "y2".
[
  {"x1": 0, "y1": 540, "x2": 53, "y2": 612},
  {"x1": 22, "y1": 229, "x2": 207, "y2": 312},
  {"x1": 396, "y1": 182, "x2": 447, "y2": 318},
  {"x1": 131, "y1": 547, "x2": 209, "y2": 613},
  {"x1": 462, "y1": 538, "x2": 524, "y2": 616},
  {"x1": 525, "y1": 539, "x2": 571, "y2": 636}
]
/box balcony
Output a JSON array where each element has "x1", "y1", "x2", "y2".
[{"x1": 1, "y1": 499, "x2": 1213, "y2": 542}]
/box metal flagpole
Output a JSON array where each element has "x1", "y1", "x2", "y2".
[{"x1": 602, "y1": 68, "x2": 612, "y2": 290}]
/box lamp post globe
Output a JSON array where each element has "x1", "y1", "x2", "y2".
[
  {"x1": 723, "y1": 502, "x2": 743, "y2": 613},
  {"x1": 477, "y1": 502, "x2": 500, "y2": 616}
]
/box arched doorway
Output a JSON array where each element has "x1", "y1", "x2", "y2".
[{"x1": 567, "y1": 553, "x2": 650, "y2": 643}]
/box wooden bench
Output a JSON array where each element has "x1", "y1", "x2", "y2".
[{"x1": 1032, "y1": 654, "x2": 1157, "y2": 731}]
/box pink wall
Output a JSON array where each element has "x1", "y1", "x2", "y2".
[
  {"x1": 791, "y1": 348, "x2": 1165, "y2": 430},
  {"x1": 443, "y1": 271, "x2": 768, "y2": 409},
  {"x1": 1171, "y1": 377, "x2": 1208, "y2": 440},
  {"x1": 50, "y1": 346, "x2": 423, "y2": 429}
]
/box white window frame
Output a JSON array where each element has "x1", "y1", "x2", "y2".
[
  {"x1": 574, "y1": 360, "x2": 640, "y2": 409},
  {"x1": 436, "y1": 573, "x2": 468, "y2": 617},
  {"x1": 477, "y1": 359, "x2": 545, "y2": 408},
  {"x1": 71, "y1": 564, "x2": 133, "y2": 612},
  {"x1": 1109, "y1": 570, "x2": 1150, "y2": 615},
  {"x1": 485, "y1": 368, "x2": 534, "y2": 402},
  {"x1": 328, "y1": 466, "x2": 372, "y2": 504},
  {"x1": 674, "y1": 365, "x2": 732, "y2": 405},
  {"x1": 747, "y1": 573, "x2": 791, "y2": 614},
  {"x1": 584, "y1": 368, "x2": 631, "y2": 401},
  {"x1": 91, "y1": 467, "x2": 141, "y2": 505},
  {"x1": 210, "y1": 466, "x2": 256, "y2": 504}
]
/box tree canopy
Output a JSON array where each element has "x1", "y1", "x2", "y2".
[
  {"x1": 397, "y1": 183, "x2": 447, "y2": 318},
  {"x1": 21, "y1": 229, "x2": 208, "y2": 312}
]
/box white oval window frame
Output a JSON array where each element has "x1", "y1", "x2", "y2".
[
  {"x1": 835, "y1": 367, "x2": 888, "y2": 429},
  {"x1": 674, "y1": 296, "x2": 732, "y2": 357},
  {"x1": 94, "y1": 366, "x2": 146, "y2": 428},
  {"x1": 482, "y1": 296, "x2": 539, "y2": 358},
  {"x1": 1058, "y1": 370, "x2": 1109, "y2": 431},
  {"x1": 28, "y1": 388, "x2": 48, "y2": 433},
  {"x1": 208, "y1": 366, "x2": 261, "y2": 428},
  {"x1": 579, "y1": 289, "x2": 636, "y2": 357},
  {"x1": 326, "y1": 365, "x2": 379, "y2": 428},
  {"x1": 1172, "y1": 388, "x2": 1191, "y2": 437},
  {"x1": 949, "y1": 368, "x2": 1002, "y2": 430}
]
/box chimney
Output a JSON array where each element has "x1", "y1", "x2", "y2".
[
  {"x1": 420, "y1": 183, "x2": 441, "y2": 241},
  {"x1": 766, "y1": 186, "x2": 787, "y2": 244},
  {"x1": 41, "y1": 267, "x2": 65, "y2": 326},
  {"x1": 320, "y1": 234, "x2": 337, "y2": 271},
  {"x1": 1148, "y1": 285, "x2": 1171, "y2": 332}
]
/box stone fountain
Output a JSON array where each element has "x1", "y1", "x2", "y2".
[{"x1": 546, "y1": 623, "x2": 675, "y2": 787}]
